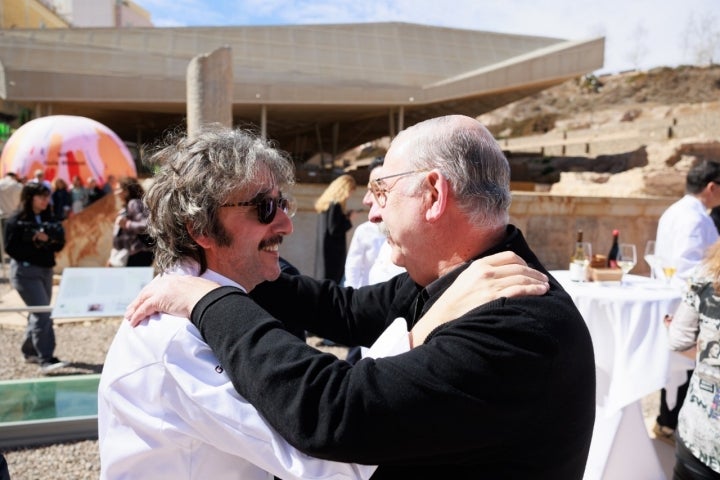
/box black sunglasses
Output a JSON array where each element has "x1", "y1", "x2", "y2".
[{"x1": 221, "y1": 195, "x2": 296, "y2": 224}]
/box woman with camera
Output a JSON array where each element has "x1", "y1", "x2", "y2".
[{"x1": 5, "y1": 182, "x2": 66, "y2": 373}]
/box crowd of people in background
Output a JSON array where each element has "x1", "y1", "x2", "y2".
[
  {"x1": 0, "y1": 170, "x2": 120, "y2": 222},
  {"x1": 0, "y1": 169, "x2": 151, "y2": 378}
]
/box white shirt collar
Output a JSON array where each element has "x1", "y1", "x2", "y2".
[{"x1": 167, "y1": 260, "x2": 248, "y2": 294}]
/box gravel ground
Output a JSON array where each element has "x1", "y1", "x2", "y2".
[
  {"x1": 0, "y1": 312, "x2": 347, "y2": 480},
  {"x1": 0, "y1": 317, "x2": 121, "y2": 480},
  {"x1": 0, "y1": 306, "x2": 664, "y2": 479}
]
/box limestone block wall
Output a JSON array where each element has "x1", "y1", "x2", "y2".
[
  {"x1": 509, "y1": 193, "x2": 673, "y2": 274},
  {"x1": 279, "y1": 185, "x2": 676, "y2": 277},
  {"x1": 500, "y1": 101, "x2": 720, "y2": 159},
  {"x1": 53, "y1": 183, "x2": 677, "y2": 279}
]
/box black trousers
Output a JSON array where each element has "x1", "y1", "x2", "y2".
[
  {"x1": 657, "y1": 370, "x2": 693, "y2": 429},
  {"x1": 673, "y1": 439, "x2": 720, "y2": 480},
  {"x1": 0, "y1": 452, "x2": 10, "y2": 480}
]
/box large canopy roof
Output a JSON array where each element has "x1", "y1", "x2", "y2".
[{"x1": 0, "y1": 22, "x2": 604, "y2": 159}]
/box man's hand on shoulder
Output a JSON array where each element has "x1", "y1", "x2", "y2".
[
  {"x1": 125, "y1": 273, "x2": 221, "y2": 326},
  {"x1": 410, "y1": 251, "x2": 549, "y2": 346}
]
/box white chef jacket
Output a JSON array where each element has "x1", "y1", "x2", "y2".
[
  {"x1": 344, "y1": 221, "x2": 386, "y2": 288},
  {"x1": 656, "y1": 194, "x2": 719, "y2": 285},
  {"x1": 367, "y1": 242, "x2": 405, "y2": 286},
  {"x1": 98, "y1": 263, "x2": 377, "y2": 480}
]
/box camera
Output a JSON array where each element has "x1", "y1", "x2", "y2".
[{"x1": 16, "y1": 220, "x2": 65, "y2": 246}]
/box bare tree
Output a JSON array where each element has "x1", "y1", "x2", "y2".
[
  {"x1": 682, "y1": 11, "x2": 720, "y2": 65},
  {"x1": 626, "y1": 23, "x2": 649, "y2": 70}
]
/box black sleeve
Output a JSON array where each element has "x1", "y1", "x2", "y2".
[
  {"x1": 4, "y1": 217, "x2": 25, "y2": 259},
  {"x1": 190, "y1": 287, "x2": 568, "y2": 465},
  {"x1": 249, "y1": 272, "x2": 416, "y2": 347}
]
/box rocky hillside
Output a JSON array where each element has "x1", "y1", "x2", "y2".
[
  {"x1": 478, "y1": 65, "x2": 720, "y2": 197},
  {"x1": 480, "y1": 65, "x2": 720, "y2": 138}
]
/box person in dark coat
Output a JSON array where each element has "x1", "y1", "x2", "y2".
[
  {"x1": 313, "y1": 174, "x2": 356, "y2": 283},
  {"x1": 86, "y1": 177, "x2": 105, "y2": 205},
  {"x1": 5, "y1": 183, "x2": 67, "y2": 373},
  {"x1": 126, "y1": 115, "x2": 595, "y2": 479},
  {"x1": 50, "y1": 177, "x2": 72, "y2": 220}
]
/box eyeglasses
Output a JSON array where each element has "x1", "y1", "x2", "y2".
[
  {"x1": 368, "y1": 170, "x2": 428, "y2": 207},
  {"x1": 221, "y1": 195, "x2": 296, "y2": 224}
]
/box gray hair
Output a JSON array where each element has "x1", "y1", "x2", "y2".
[
  {"x1": 397, "y1": 115, "x2": 511, "y2": 227},
  {"x1": 144, "y1": 125, "x2": 295, "y2": 273}
]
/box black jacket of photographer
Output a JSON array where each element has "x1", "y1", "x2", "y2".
[{"x1": 5, "y1": 210, "x2": 65, "y2": 268}]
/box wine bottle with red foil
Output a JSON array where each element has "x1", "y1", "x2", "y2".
[{"x1": 607, "y1": 229, "x2": 620, "y2": 268}]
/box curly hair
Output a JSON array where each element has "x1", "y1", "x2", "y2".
[
  {"x1": 143, "y1": 125, "x2": 295, "y2": 273},
  {"x1": 701, "y1": 240, "x2": 720, "y2": 292},
  {"x1": 314, "y1": 174, "x2": 356, "y2": 213},
  {"x1": 117, "y1": 177, "x2": 145, "y2": 202}
]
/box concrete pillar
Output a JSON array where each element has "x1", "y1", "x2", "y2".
[{"x1": 186, "y1": 46, "x2": 233, "y2": 139}]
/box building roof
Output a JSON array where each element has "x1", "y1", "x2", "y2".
[{"x1": 0, "y1": 22, "x2": 604, "y2": 159}]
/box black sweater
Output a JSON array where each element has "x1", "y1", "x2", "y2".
[
  {"x1": 191, "y1": 226, "x2": 595, "y2": 479},
  {"x1": 5, "y1": 212, "x2": 65, "y2": 267}
]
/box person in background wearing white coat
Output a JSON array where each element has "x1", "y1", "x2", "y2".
[
  {"x1": 344, "y1": 157, "x2": 399, "y2": 289},
  {"x1": 653, "y1": 159, "x2": 720, "y2": 445}
]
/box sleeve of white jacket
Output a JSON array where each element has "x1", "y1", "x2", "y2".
[
  {"x1": 364, "y1": 318, "x2": 411, "y2": 359},
  {"x1": 161, "y1": 326, "x2": 377, "y2": 480},
  {"x1": 667, "y1": 298, "x2": 700, "y2": 352},
  {"x1": 344, "y1": 227, "x2": 371, "y2": 288}
]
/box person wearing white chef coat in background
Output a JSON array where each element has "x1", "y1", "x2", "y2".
[{"x1": 653, "y1": 159, "x2": 720, "y2": 446}]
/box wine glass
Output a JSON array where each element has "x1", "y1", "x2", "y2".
[
  {"x1": 569, "y1": 242, "x2": 592, "y2": 281},
  {"x1": 644, "y1": 240, "x2": 659, "y2": 279},
  {"x1": 617, "y1": 244, "x2": 637, "y2": 284},
  {"x1": 660, "y1": 258, "x2": 678, "y2": 286}
]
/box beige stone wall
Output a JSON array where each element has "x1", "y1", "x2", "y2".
[
  {"x1": 276, "y1": 186, "x2": 676, "y2": 277},
  {"x1": 510, "y1": 193, "x2": 674, "y2": 274},
  {"x1": 54, "y1": 184, "x2": 677, "y2": 278},
  {"x1": 501, "y1": 101, "x2": 720, "y2": 158}
]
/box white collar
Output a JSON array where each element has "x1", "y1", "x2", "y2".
[{"x1": 167, "y1": 260, "x2": 248, "y2": 294}]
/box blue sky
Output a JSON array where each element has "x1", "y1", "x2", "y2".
[{"x1": 135, "y1": 0, "x2": 719, "y2": 74}]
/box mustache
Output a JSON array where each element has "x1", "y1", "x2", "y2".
[
  {"x1": 259, "y1": 235, "x2": 283, "y2": 250},
  {"x1": 377, "y1": 222, "x2": 390, "y2": 238}
]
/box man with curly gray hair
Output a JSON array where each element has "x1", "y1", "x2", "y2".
[
  {"x1": 98, "y1": 125, "x2": 376, "y2": 480},
  {"x1": 126, "y1": 115, "x2": 590, "y2": 479}
]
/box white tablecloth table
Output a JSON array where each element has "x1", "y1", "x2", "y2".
[{"x1": 551, "y1": 271, "x2": 691, "y2": 480}]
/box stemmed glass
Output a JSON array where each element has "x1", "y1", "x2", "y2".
[
  {"x1": 660, "y1": 258, "x2": 678, "y2": 286},
  {"x1": 617, "y1": 244, "x2": 637, "y2": 284},
  {"x1": 644, "y1": 240, "x2": 659, "y2": 279}
]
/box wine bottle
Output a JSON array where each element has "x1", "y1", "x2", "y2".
[
  {"x1": 607, "y1": 229, "x2": 619, "y2": 268},
  {"x1": 569, "y1": 230, "x2": 587, "y2": 281}
]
